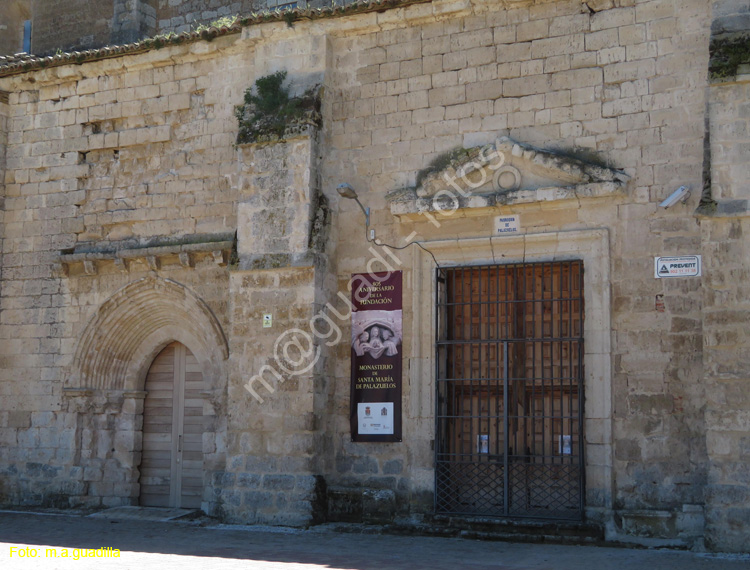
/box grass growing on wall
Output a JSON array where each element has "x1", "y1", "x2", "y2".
[{"x1": 235, "y1": 71, "x2": 319, "y2": 144}]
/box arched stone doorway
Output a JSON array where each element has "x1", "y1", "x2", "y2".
[
  {"x1": 139, "y1": 342, "x2": 207, "y2": 509},
  {"x1": 66, "y1": 276, "x2": 229, "y2": 512}
]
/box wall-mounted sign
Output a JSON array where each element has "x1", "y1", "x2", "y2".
[
  {"x1": 494, "y1": 214, "x2": 520, "y2": 234},
  {"x1": 262, "y1": 314, "x2": 272, "y2": 328},
  {"x1": 654, "y1": 255, "x2": 701, "y2": 278},
  {"x1": 350, "y1": 271, "x2": 402, "y2": 442}
]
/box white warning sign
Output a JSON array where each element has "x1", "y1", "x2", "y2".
[{"x1": 654, "y1": 256, "x2": 701, "y2": 278}]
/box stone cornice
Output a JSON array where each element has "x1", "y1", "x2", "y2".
[{"x1": 58, "y1": 237, "x2": 234, "y2": 275}]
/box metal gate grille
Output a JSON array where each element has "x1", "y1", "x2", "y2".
[{"x1": 435, "y1": 261, "x2": 584, "y2": 520}]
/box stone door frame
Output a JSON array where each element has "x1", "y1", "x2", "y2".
[
  {"x1": 408, "y1": 229, "x2": 613, "y2": 523},
  {"x1": 65, "y1": 276, "x2": 229, "y2": 511}
]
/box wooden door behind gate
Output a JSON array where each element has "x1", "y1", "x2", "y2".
[{"x1": 435, "y1": 261, "x2": 584, "y2": 520}]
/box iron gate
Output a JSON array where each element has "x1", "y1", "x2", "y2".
[{"x1": 435, "y1": 261, "x2": 585, "y2": 520}]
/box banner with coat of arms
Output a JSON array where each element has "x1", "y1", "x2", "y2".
[{"x1": 349, "y1": 270, "x2": 402, "y2": 442}]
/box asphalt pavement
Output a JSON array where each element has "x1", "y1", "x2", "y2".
[{"x1": 0, "y1": 510, "x2": 748, "y2": 570}]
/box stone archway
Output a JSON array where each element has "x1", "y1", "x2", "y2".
[
  {"x1": 70, "y1": 275, "x2": 228, "y2": 393},
  {"x1": 66, "y1": 276, "x2": 228, "y2": 510}
]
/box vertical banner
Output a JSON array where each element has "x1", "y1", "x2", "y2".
[{"x1": 350, "y1": 271, "x2": 402, "y2": 442}]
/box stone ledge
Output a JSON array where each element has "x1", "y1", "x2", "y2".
[{"x1": 59, "y1": 240, "x2": 233, "y2": 276}]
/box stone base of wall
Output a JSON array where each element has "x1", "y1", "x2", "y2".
[
  {"x1": 607, "y1": 507, "x2": 705, "y2": 550},
  {"x1": 218, "y1": 472, "x2": 326, "y2": 527}
]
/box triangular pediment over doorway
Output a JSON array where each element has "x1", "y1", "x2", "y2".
[{"x1": 386, "y1": 137, "x2": 629, "y2": 219}]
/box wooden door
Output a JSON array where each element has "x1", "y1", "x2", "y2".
[{"x1": 139, "y1": 342, "x2": 205, "y2": 508}]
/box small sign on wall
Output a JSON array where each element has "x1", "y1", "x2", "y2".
[
  {"x1": 494, "y1": 215, "x2": 520, "y2": 234},
  {"x1": 654, "y1": 256, "x2": 701, "y2": 278}
]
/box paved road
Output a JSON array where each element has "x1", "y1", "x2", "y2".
[{"x1": 0, "y1": 511, "x2": 748, "y2": 570}]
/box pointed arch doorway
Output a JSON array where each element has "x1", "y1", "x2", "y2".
[{"x1": 139, "y1": 341, "x2": 206, "y2": 509}]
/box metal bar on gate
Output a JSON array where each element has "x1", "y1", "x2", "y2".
[
  {"x1": 503, "y1": 341, "x2": 509, "y2": 516},
  {"x1": 434, "y1": 267, "x2": 441, "y2": 513},
  {"x1": 435, "y1": 261, "x2": 584, "y2": 520},
  {"x1": 578, "y1": 263, "x2": 585, "y2": 514}
]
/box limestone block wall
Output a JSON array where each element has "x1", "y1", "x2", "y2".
[
  {"x1": 0, "y1": 1, "x2": 31, "y2": 57},
  {"x1": 222, "y1": 130, "x2": 332, "y2": 525},
  {"x1": 709, "y1": 78, "x2": 750, "y2": 202},
  {"x1": 156, "y1": 0, "x2": 262, "y2": 34},
  {"x1": 226, "y1": 266, "x2": 326, "y2": 525},
  {"x1": 237, "y1": 134, "x2": 320, "y2": 264},
  {"x1": 0, "y1": 0, "x2": 745, "y2": 549},
  {"x1": 155, "y1": 0, "x2": 358, "y2": 35},
  {"x1": 711, "y1": 0, "x2": 750, "y2": 38},
  {"x1": 319, "y1": 0, "x2": 710, "y2": 540},
  {"x1": 701, "y1": 71, "x2": 750, "y2": 552},
  {"x1": 701, "y1": 216, "x2": 750, "y2": 553},
  {"x1": 30, "y1": 0, "x2": 115, "y2": 55},
  {"x1": 112, "y1": 0, "x2": 158, "y2": 46},
  {"x1": 0, "y1": 34, "x2": 258, "y2": 508}
]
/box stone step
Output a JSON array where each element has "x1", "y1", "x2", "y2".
[
  {"x1": 319, "y1": 516, "x2": 605, "y2": 546},
  {"x1": 423, "y1": 514, "x2": 605, "y2": 544}
]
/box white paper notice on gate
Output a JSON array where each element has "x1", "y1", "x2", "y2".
[
  {"x1": 654, "y1": 255, "x2": 701, "y2": 278},
  {"x1": 357, "y1": 402, "x2": 394, "y2": 435}
]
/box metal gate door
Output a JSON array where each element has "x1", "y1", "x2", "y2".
[{"x1": 435, "y1": 261, "x2": 584, "y2": 520}]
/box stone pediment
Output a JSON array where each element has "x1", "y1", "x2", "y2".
[{"x1": 387, "y1": 137, "x2": 629, "y2": 219}]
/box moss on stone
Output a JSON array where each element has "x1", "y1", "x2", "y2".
[
  {"x1": 710, "y1": 34, "x2": 750, "y2": 81},
  {"x1": 415, "y1": 147, "x2": 474, "y2": 188}
]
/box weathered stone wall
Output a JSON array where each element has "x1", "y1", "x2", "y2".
[
  {"x1": 222, "y1": 131, "x2": 333, "y2": 525},
  {"x1": 0, "y1": 1, "x2": 31, "y2": 56},
  {"x1": 701, "y1": 62, "x2": 750, "y2": 551},
  {"x1": 226, "y1": 265, "x2": 327, "y2": 525},
  {"x1": 0, "y1": 33, "x2": 254, "y2": 509},
  {"x1": 112, "y1": 0, "x2": 158, "y2": 46},
  {"x1": 712, "y1": 0, "x2": 750, "y2": 38},
  {"x1": 0, "y1": 0, "x2": 747, "y2": 551},
  {"x1": 700, "y1": 216, "x2": 750, "y2": 552},
  {"x1": 156, "y1": 0, "x2": 260, "y2": 34},
  {"x1": 319, "y1": 0, "x2": 710, "y2": 543},
  {"x1": 708, "y1": 79, "x2": 750, "y2": 202},
  {"x1": 30, "y1": 0, "x2": 115, "y2": 55},
  {"x1": 0, "y1": 91, "x2": 7, "y2": 404},
  {"x1": 155, "y1": 0, "x2": 354, "y2": 35}
]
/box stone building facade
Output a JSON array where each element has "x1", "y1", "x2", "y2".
[
  {"x1": 1, "y1": 0, "x2": 347, "y2": 57},
  {"x1": 0, "y1": 0, "x2": 748, "y2": 554}
]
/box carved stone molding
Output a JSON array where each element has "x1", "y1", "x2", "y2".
[
  {"x1": 387, "y1": 137, "x2": 630, "y2": 220},
  {"x1": 69, "y1": 276, "x2": 229, "y2": 392}
]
